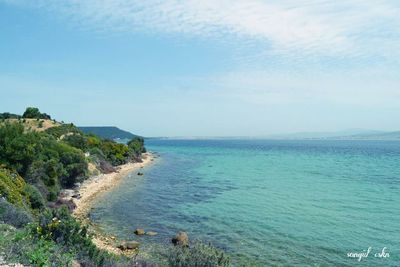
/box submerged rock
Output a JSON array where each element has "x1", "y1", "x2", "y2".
[
  {"x1": 134, "y1": 228, "x2": 145, "y2": 235},
  {"x1": 126, "y1": 241, "x2": 140, "y2": 249},
  {"x1": 146, "y1": 231, "x2": 158, "y2": 236},
  {"x1": 117, "y1": 241, "x2": 140, "y2": 250},
  {"x1": 171, "y1": 231, "x2": 189, "y2": 247}
]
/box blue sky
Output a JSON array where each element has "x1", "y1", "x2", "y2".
[{"x1": 1, "y1": 0, "x2": 399, "y2": 137}]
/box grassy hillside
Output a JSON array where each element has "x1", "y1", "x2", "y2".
[{"x1": 0, "y1": 107, "x2": 148, "y2": 266}]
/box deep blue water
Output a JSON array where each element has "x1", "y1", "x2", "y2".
[{"x1": 91, "y1": 140, "x2": 400, "y2": 266}]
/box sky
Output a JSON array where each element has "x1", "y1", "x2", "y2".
[{"x1": 0, "y1": 0, "x2": 399, "y2": 137}]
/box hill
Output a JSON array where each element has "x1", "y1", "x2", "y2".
[
  {"x1": 333, "y1": 131, "x2": 400, "y2": 140},
  {"x1": 78, "y1": 126, "x2": 140, "y2": 140},
  {"x1": 266, "y1": 129, "x2": 386, "y2": 140}
]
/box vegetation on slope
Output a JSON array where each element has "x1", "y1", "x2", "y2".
[{"x1": 0, "y1": 107, "x2": 147, "y2": 265}]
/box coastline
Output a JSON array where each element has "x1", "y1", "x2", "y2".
[
  {"x1": 72, "y1": 152, "x2": 156, "y2": 255},
  {"x1": 72, "y1": 152, "x2": 155, "y2": 254},
  {"x1": 73, "y1": 152, "x2": 155, "y2": 220}
]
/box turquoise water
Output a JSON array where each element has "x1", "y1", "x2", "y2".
[{"x1": 91, "y1": 140, "x2": 400, "y2": 266}]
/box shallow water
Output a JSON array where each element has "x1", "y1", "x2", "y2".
[{"x1": 91, "y1": 140, "x2": 400, "y2": 266}]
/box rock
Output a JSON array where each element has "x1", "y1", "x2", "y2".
[
  {"x1": 72, "y1": 259, "x2": 81, "y2": 267},
  {"x1": 126, "y1": 241, "x2": 140, "y2": 250},
  {"x1": 117, "y1": 243, "x2": 127, "y2": 250},
  {"x1": 99, "y1": 160, "x2": 116, "y2": 174},
  {"x1": 118, "y1": 241, "x2": 140, "y2": 250},
  {"x1": 134, "y1": 228, "x2": 145, "y2": 235},
  {"x1": 137, "y1": 172, "x2": 144, "y2": 176},
  {"x1": 146, "y1": 231, "x2": 158, "y2": 236},
  {"x1": 59, "y1": 189, "x2": 75, "y2": 198},
  {"x1": 55, "y1": 197, "x2": 76, "y2": 212},
  {"x1": 171, "y1": 231, "x2": 189, "y2": 247}
]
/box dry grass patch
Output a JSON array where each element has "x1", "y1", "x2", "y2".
[{"x1": 5, "y1": 118, "x2": 61, "y2": 132}]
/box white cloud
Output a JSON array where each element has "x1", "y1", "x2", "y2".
[{"x1": 3, "y1": 0, "x2": 400, "y2": 59}]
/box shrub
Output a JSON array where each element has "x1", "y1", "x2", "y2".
[
  {"x1": 55, "y1": 143, "x2": 88, "y2": 187},
  {"x1": 63, "y1": 134, "x2": 88, "y2": 151},
  {"x1": 99, "y1": 140, "x2": 131, "y2": 166},
  {"x1": 0, "y1": 167, "x2": 28, "y2": 208},
  {"x1": 25, "y1": 184, "x2": 46, "y2": 210},
  {"x1": 0, "y1": 123, "x2": 42, "y2": 175},
  {"x1": 166, "y1": 242, "x2": 230, "y2": 267},
  {"x1": 36, "y1": 207, "x2": 112, "y2": 266},
  {"x1": 45, "y1": 123, "x2": 81, "y2": 139},
  {"x1": 25, "y1": 160, "x2": 60, "y2": 187},
  {"x1": 0, "y1": 222, "x2": 74, "y2": 266},
  {"x1": 0, "y1": 198, "x2": 32, "y2": 228},
  {"x1": 127, "y1": 137, "x2": 146, "y2": 157},
  {"x1": 25, "y1": 160, "x2": 61, "y2": 201}
]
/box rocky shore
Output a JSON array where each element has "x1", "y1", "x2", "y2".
[{"x1": 68, "y1": 152, "x2": 156, "y2": 254}]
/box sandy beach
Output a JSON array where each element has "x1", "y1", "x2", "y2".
[
  {"x1": 71, "y1": 152, "x2": 156, "y2": 254},
  {"x1": 73, "y1": 152, "x2": 155, "y2": 220}
]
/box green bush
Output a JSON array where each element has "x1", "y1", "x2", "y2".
[
  {"x1": 0, "y1": 222, "x2": 74, "y2": 266},
  {"x1": 127, "y1": 137, "x2": 146, "y2": 157},
  {"x1": 0, "y1": 167, "x2": 28, "y2": 208},
  {"x1": 45, "y1": 123, "x2": 82, "y2": 139},
  {"x1": 166, "y1": 242, "x2": 230, "y2": 267},
  {"x1": 36, "y1": 207, "x2": 112, "y2": 266},
  {"x1": 25, "y1": 160, "x2": 61, "y2": 201},
  {"x1": 0, "y1": 123, "x2": 42, "y2": 175},
  {"x1": 0, "y1": 198, "x2": 32, "y2": 228},
  {"x1": 25, "y1": 184, "x2": 45, "y2": 210},
  {"x1": 63, "y1": 134, "x2": 88, "y2": 151},
  {"x1": 99, "y1": 140, "x2": 131, "y2": 166}
]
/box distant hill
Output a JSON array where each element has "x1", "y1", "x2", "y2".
[
  {"x1": 266, "y1": 129, "x2": 386, "y2": 140},
  {"x1": 333, "y1": 131, "x2": 400, "y2": 140},
  {"x1": 78, "y1": 126, "x2": 140, "y2": 140}
]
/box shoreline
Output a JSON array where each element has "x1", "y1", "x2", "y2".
[
  {"x1": 74, "y1": 152, "x2": 155, "y2": 220},
  {"x1": 72, "y1": 152, "x2": 156, "y2": 254}
]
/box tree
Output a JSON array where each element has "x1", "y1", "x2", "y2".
[
  {"x1": 0, "y1": 123, "x2": 41, "y2": 175},
  {"x1": 22, "y1": 107, "x2": 51, "y2": 119},
  {"x1": 22, "y1": 107, "x2": 41, "y2": 119},
  {"x1": 128, "y1": 137, "x2": 146, "y2": 156},
  {"x1": 63, "y1": 134, "x2": 88, "y2": 151}
]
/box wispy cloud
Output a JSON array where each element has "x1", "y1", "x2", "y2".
[{"x1": 3, "y1": 0, "x2": 400, "y2": 60}]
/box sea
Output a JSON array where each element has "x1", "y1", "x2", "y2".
[{"x1": 90, "y1": 139, "x2": 400, "y2": 266}]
